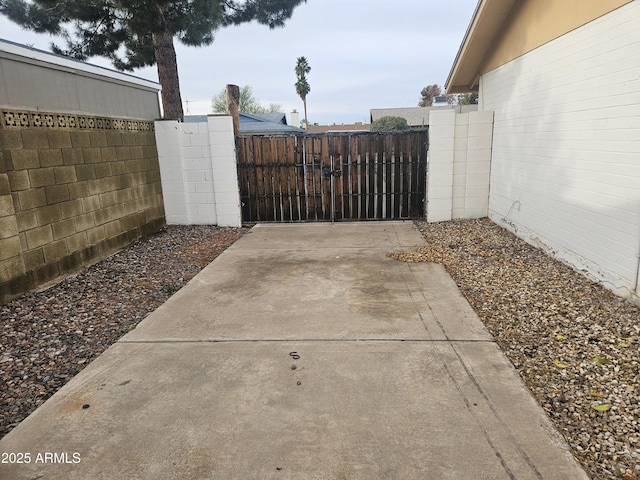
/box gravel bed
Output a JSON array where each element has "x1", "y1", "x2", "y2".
[
  {"x1": 392, "y1": 218, "x2": 638, "y2": 480},
  {"x1": 2, "y1": 219, "x2": 638, "y2": 479},
  {"x1": 0, "y1": 225, "x2": 247, "y2": 439}
]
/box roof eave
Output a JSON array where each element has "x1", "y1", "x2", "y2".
[
  {"x1": 445, "y1": 0, "x2": 517, "y2": 94},
  {"x1": 445, "y1": 0, "x2": 483, "y2": 93}
]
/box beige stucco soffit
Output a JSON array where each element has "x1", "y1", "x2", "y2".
[
  {"x1": 446, "y1": 0, "x2": 635, "y2": 94},
  {"x1": 445, "y1": 0, "x2": 518, "y2": 94}
]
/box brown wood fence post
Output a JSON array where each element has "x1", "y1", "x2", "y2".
[{"x1": 225, "y1": 84, "x2": 240, "y2": 136}]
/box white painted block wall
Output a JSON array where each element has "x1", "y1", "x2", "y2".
[
  {"x1": 154, "y1": 116, "x2": 242, "y2": 227},
  {"x1": 427, "y1": 110, "x2": 494, "y2": 222},
  {"x1": 480, "y1": 1, "x2": 640, "y2": 301},
  {"x1": 426, "y1": 110, "x2": 455, "y2": 222},
  {"x1": 208, "y1": 116, "x2": 242, "y2": 227}
]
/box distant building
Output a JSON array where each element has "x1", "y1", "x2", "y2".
[
  {"x1": 306, "y1": 122, "x2": 370, "y2": 134},
  {"x1": 370, "y1": 105, "x2": 477, "y2": 128},
  {"x1": 431, "y1": 96, "x2": 449, "y2": 107}
]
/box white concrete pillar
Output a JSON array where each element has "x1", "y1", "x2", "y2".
[
  {"x1": 426, "y1": 110, "x2": 456, "y2": 222},
  {"x1": 207, "y1": 115, "x2": 242, "y2": 227},
  {"x1": 464, "y1": 111, "x2": 493, "y2": 219},
  {"x1": 154, "y1": 120, "x2": 189, "y2": 225}
]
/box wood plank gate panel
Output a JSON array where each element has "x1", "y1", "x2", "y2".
[{"x1": 236, "y1": 130, "x2": 428, "y2": 223}]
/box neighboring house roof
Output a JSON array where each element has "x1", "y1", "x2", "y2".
[
  {"x1": 446, "y1": 0, "x2": 633, "y2": 93},
  {"x1": 241, "y1": 112, "x2": 286, "y2": 124},
  {"x1": 370, "y1": 105, "x2": 477, "y2": 127},
  {"x1": 238, "y1": 112, "x2": 305, "y2": 134}
]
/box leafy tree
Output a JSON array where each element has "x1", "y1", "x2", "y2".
[
  {"x1": 418, "y1": 84, "x2": 442, "y2": 107},
  {"x1": 211, "y1": 85, "x2": 282, "y2": 114},
  {"x1": 457, "y1": 92, "x2": 479, "y2": 105},
  {"x1": 370, "y1": 116, "x2": 409, "y2": 132},
  {"x1": 294, "y1": 56, "x2": 310, "y2": 127},
  {"x1": 0, "y1": 0, "x2": 307, "y2": 120},
  {"x1": 419, "y1": 84, "x2": 455, "y2": 107}
]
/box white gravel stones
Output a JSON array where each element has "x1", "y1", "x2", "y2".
[
  {"x1": 0, "y1": 225, "x2": 246, "y2": 439},
  {"x1": 392, "y1": 219, "x2": 639, "y2": 480},
  {"x1": 2, "y1": 218, "x2": 638, "y2": 480}
]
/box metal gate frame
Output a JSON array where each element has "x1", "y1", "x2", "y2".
[{"x1": 236, "y1": 130, "x2": 428, "y2": 223}]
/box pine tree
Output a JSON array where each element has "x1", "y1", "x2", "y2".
[{"x1": 0, "y1": 0, "x2": 306, "y2": 120}]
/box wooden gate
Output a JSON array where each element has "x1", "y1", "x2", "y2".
[{"x1": 235, "y1": 130, "x2": 428, "y2": 222}]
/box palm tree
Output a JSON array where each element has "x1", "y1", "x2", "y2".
[{"x1": 294, "y1": 56, "x2": 311, "y2": 127}]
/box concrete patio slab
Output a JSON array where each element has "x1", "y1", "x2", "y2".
[
  {"x1": 0, "y1": 221, "x2": 588, "y2": 480},
  {"x1": 121, "y1": 249, "x2": 491, "y2": 343}
]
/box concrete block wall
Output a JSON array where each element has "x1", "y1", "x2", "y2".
[
  {"x1": 426, "y1": 110, "x2": 494, "y2": 223},
  {"x1": 0, "y1": 109, "x2": 165, "y2": 303},
  {"x1": 154, "y1": 115, "x2": 241, "y2": 227},
  {"x1": 480, "y1": 1, "x2": 640, "y2": 302}
]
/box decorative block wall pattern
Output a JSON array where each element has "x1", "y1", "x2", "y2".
[
  {"x1": 0, "y1": 109, "x2": 165, "y2": 303},
  {"x1": 154, "y1": 116, "x2": 241, "y2": 227}
]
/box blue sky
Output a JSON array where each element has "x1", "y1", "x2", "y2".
[{"x1": 0, "y1": 0, "x2": 478, "y2": 125}]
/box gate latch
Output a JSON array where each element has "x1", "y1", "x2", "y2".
[{"x1": 322, "y1": 166, "x2": 342, "y2": 179}]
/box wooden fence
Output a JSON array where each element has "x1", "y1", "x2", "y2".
[{"x1": 236, "y1": 130, "x2": 428, "y2": 222}]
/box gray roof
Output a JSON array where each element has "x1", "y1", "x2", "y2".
[
  {"x1": 370, "y1": 105, "x2": 477, "y2": 126},
  {"x1": 239, "y1": 112, "x2": 305, "y2": 134},
  {"x1": 183, "y1": 113, "x2": 305, "y2": 134},
  {"x1": 249, "y1": 113, "x2": 286, "y2": 124},
  {"x1": 240, "y1": 121, "x2": 304, "y2": 134}
]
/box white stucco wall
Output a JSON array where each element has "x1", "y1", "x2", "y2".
[
  {"x1": 480, "y1": 1, "x2": 640, "y2": 301},
  {"x1": 154, "y1": 115, "x2": 242, "y2": 227}
]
